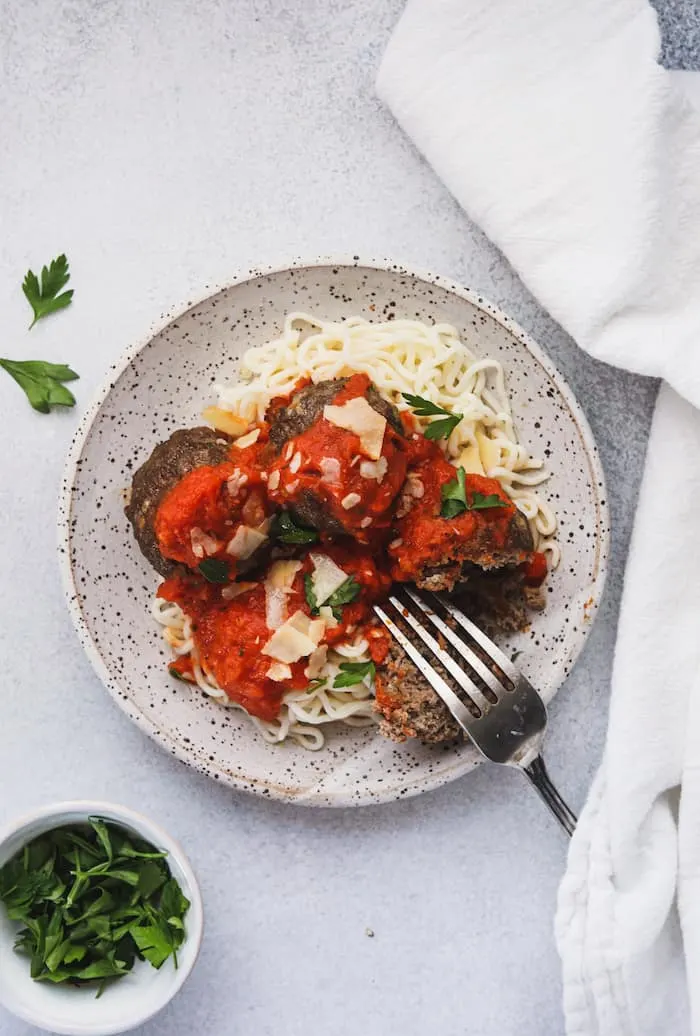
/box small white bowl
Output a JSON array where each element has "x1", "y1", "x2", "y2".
[{"x1": 0, "y1": 801, "x2": 203, "y2": 1036}]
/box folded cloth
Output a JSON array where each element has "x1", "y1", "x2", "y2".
[{"x1": 378, "y1": 3, "x2": 700, "y2": 1033}]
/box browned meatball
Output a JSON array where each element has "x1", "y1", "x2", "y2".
[{"x1": 125, "y1": 427, "x2": 231, "y2": 576}]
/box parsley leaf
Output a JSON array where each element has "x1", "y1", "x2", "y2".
[
  {"x1": 22, "y1": 254, "x2": 74, "y2": 328},
  {"x1": 402, "y1": 392, "x2": 462, "y2": 440},
  {"x1": 440, "y1": 466, "x2": 468, "y2": 518},
  {"x1": 304, "y1": 574, "x2": 319, "y2": 613},
  {"x1": 470, "y1": 491, "x2": 505, "y2": 510},
  {"x1": 197, "y1": 558, "x2": 229, "y2": 583},
  {"x1": 271, "y1": 510, "x2": 319, "y2": 545},
  {"x1": 440, "y1": 468, "x2": 507, "y2": 518},
  {"x1": 326, "y1": 577, "x2": 361, "y2": 611},
  {"x1": 0, "y1": 359, "x2": 79, "y2": 414},
  {"x1": 333, "y1": 660, "x2": 376, "y2": 688}
]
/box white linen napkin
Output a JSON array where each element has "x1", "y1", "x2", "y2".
[{"x1": 378, "y1": 2, "x2": 700, "y2": 1033}]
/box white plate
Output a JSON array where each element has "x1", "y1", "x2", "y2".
[{"x1": 59, "y1": 258, "x2": 609, "y2": 807}]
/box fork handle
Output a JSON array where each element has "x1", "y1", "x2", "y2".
[{"x1": 522, "y1": 755, "x2": 577, "y2": 836}]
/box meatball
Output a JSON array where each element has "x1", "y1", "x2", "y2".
[
  {"x1": 389, "y1": 438, "x2": 534, "y2": 593},
  {"x1": 266, "y1": 373, "x2": 408, "y2": 542},
  {"x1": 374, "y1": 639, "x2": 462, "y2": 743},
  {"x1": 126, "y1": 427, "x2": 232, "y2": 575}
]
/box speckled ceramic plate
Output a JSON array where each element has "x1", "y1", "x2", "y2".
[{"x1": 59, "y1": 258, "x2": 609, "y2": 807}]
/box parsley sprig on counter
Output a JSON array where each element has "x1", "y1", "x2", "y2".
[
  {"x1": 440, "y1": 467, "x2": 506, "y2": 518},
  {"x1": 402, "y1": 392, "x2": 463, "y2": 440},
  {"x1": 1, "y1": 253, "x2": 79, "y2": 414},
  {"x1": 22, "y1": 254, "x2": 74, "y2": 328},
  {"x1": 0, "y1": 359, "x2": 79, "y2": 413},
  {"x1": 0, "y1": 819, "x2": 189, "y2": 996}
]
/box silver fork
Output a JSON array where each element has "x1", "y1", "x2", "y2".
[{"x1": 373, "y1": 586, "x2": 577, "y2": 835}]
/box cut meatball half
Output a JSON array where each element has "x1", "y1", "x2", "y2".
[
  {"x1": 374, "y1": 638, "x2": 462, "y2": 744},
  {"x1": 266, "y1": 373, "x2": 408, "y2": 542},
  {"x1": 389, "y1": 437, "x2": 535, "y2": 593}
]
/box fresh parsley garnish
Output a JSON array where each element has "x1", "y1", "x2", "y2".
[
  {"x1": 402, "y1": 392, "x2": 463, "y2": 440},
  {"x1": 326, "y1": 576, "x2": 361, "y2": 611},
  {"x1": 304, "y1": 574, "x2": 361, "y2": 620},
  {"x1": 22, "y1": 254, "x2": 74, "y2": 328},
  {"x1": 304, "y1": 574, "x2": 319, "y2": 613},
  {"x1": 440, "y1": 467, "x2": 507, "y2": 518},
  {"x1": 197, "y1": 558, "x2": 229, "y2": 583},
  {"x1": 0, "y1": 818, "x2": 189, "y2": 995},
  {"x1": 271, "y1": 510, "x2": 319, "y2": 545},
  {"x1": 333, "y1": 660, "x2": 376, "y2": 688},
  {"x1": 470, "y1": 492, "x2": 505, "y2": 510},
  {"x1": 0, "y1": 359, "x2": 79, "y2": 414}
]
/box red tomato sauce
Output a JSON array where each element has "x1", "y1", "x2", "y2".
[
  {"x1": 158, "y1": 544, "x2": 391, "y2": 720},
  {"x1": 388, "y1": 436, "x2": 520, "y2": 583},
  {"x1": 154, "y1": 440, "x2": 270, "y2": 573},
  {"x1": 266, "y1": 373, "x2": 408, "y2": 542}
]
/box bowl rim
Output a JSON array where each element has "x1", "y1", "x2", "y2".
[
  {"x1": 57, "y1": 254, "x2": 610, "y2": 806},
  {"x1": 0, "y1": 800, "x2": 204, "y2": 1036}
]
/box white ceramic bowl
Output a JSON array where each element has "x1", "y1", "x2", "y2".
[
  {"x1": 0, "y1": 802, "x2": 203, "y2": 1036},
  {"x1": 59, "y1": 257, "x2": 610, "y2": 806}
]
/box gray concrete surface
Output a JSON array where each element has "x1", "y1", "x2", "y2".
[{"x1": 0, "y1": 1, "x2": 688, "y2": 1034}]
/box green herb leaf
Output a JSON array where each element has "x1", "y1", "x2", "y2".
[
  {"x1": 138, "y1": 861, "x2": 166, "y2": 899},
  {"x1": 333, "y1": 660, "x2": 376, "y2": 689},
  {"x1": 197, "y1": 558, "x2": 229, "y2": 583},
  {"x1": 469, "y1": 491, "x2": 506, "y2": 510},
  {"x1": 22, "y1": 254, "x2": 74, "y2": 328},
  {"x1": 440, "y1": 468, "x2": 507, "y2": 518},
  {"x1": 0, "y1": 358, "x2": 79, "y2": 413},
  {"x1": 270, "y1": 510, "x2": 319, "y2": 545},
  {"x1": 130, "y1": 923, "x2": 174, "y2": 969},
  {"x1": 402, "y1": 392, "x2": 462, "y2": 440},
  {"x1": 440, "y1": 466, "x2": 468, "y2": 518},
  {"x1": 303, "y1": 573, "x2": 319, "y2": 613},
  {"x1": 88, "y1": 818, "x2": 113, "y2": 863},
  {"x1": 159, "y1": 879, "x2": 190, "y2": 923},
  {"x1": 326, "y1": 576, "x2": 361, "y2": 611}
]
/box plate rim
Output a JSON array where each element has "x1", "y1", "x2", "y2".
[{"x1": 57, "y1": 254, "x2": 610, "y2": 806}]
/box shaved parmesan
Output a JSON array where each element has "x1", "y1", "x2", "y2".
[
  {"x1": 221, "y1": 581, "x2": 257, "y2": 600},
  {"x1": 267, "y1": 662, "x2": 292, "y2": 682},
  {"x1": 226, "y1": 524, "x2": 268, "y2": 559},
  {"x1": 318, "y1": 606, "x2": 340, "y2": 628},
  {"x1": 226, "y1": 469, "x2": 249, "y2": 497},
  {"x1": 305, "y1": 645, "x2": 328, "y2": 679},
  {"x1": 289, "y1": 451, "x2": 302, "y2": 473},
  {"x1": 268, "y1": 469, "x2": 281, "y2": 491},
  {"x1": 341, "y1": 492, "x2": 361, "y2": 510},
  {"x1": 359, "y1": 457, "x2": 388, "y2": 482},
  {"x1": 233, "y1": 427, "x2": 261, "y2": 449},
  {"x1": 264, "y1": 586, "x2": 287, "y2": 630},
  {"x1": 190, "y1": 527, "x2": 221, "y2": 558},
  {"x1": 319, "y1": 457, "x2": 341, "y2": 483},
  {"x1": 202, "y1": 406, "x2": 249, "y2": 438},
  {"x1": 262, "y1": 610, "x2": 326, "y2": 663},
  {"x1": 323, "y1": 397, "x2": 387, "y2": 459},
  {"x1": 309, "y1": 553, "x2": 348, "y2": 605},
  {"x1": 264, "y1": 560, "x2": 302, "y2": 630},
  {"x1": 268, "y1": 560, "x2": 302, "y2": 589}
]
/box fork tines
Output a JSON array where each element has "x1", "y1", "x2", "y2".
[{"x1": 373, "y1": 586, "x2": 517, "y2": 728}]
